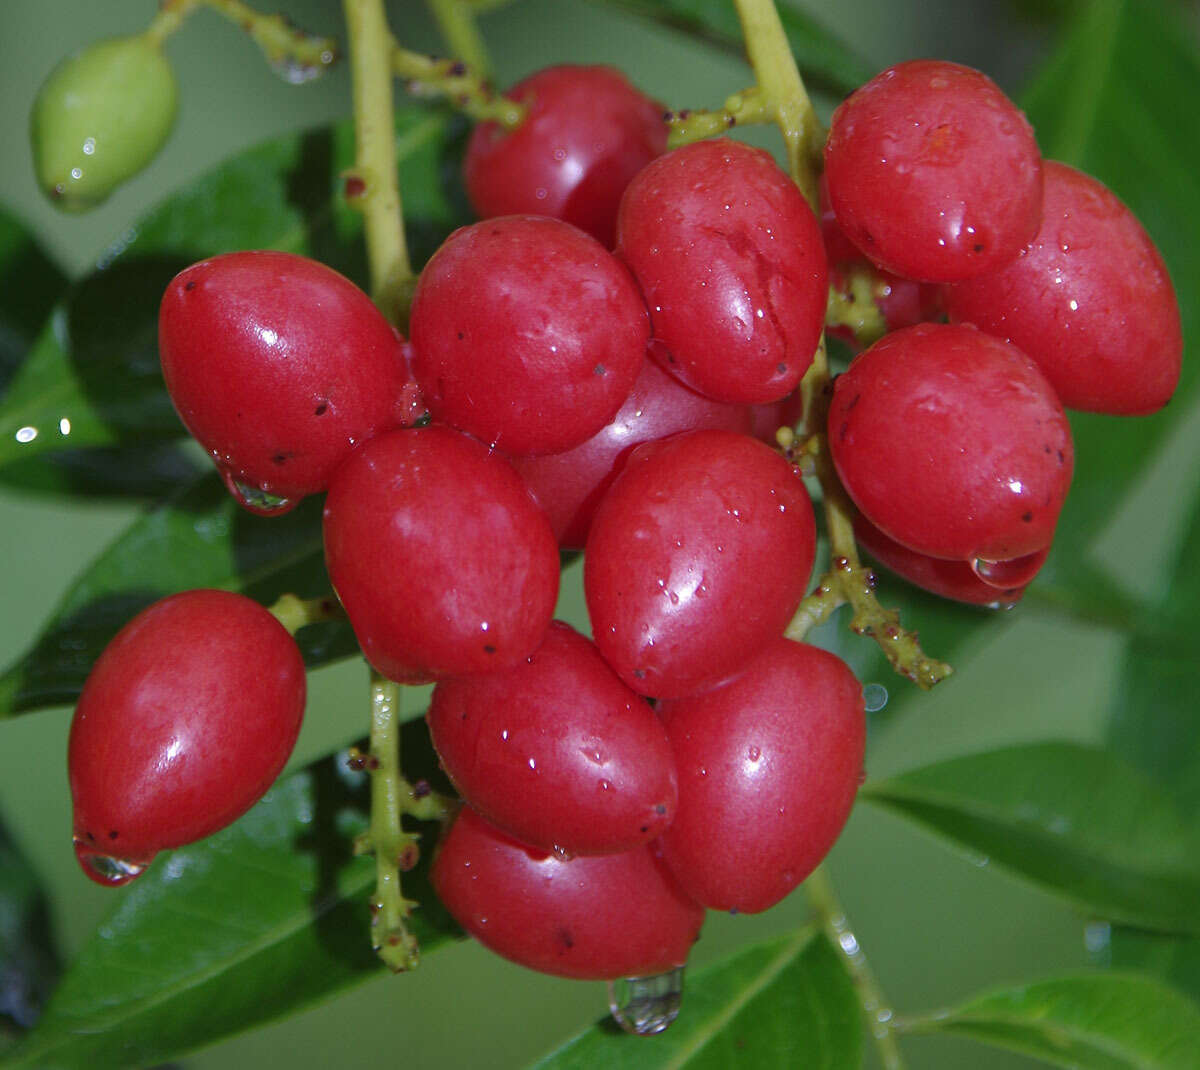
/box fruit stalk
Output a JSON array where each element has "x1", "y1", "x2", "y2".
[
  {"x1": 343, "y1": 0, "x2": 412, "y2": 324},
  {"x1": 426, "y1": 0, "x2": 493, "y2": 79},
  {"x1": 804, "y1": 866, "x2": 907, "y2": 1069},
  {"x1": 391, "y1": 43, "x2": 524, "y2": 127}
]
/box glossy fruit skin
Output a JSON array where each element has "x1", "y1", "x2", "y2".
[
  {"x1": 616, "y1": 138, "x2": 828, "y2": 403},
  {"x1": 428, "y1": 621, "x2": 677, "y2": 855},
  {"x1": 409, "y1": 216, "x2": 649, "y2": 455},
  {"x1": 829, "y1": 323, "x2": 1073, "y2": 565},
  {"x1": 159, "y1": 252, "x2": 418, "y2": 505},
  {"x1": 32, "y1": 35, "x2": 178, "y2": 212},
  {"x1": 463, "y1": 65, "x2": 667, "y2": 248},
  {"x1": 585, "y1": 429, "x2": 816, "y2": 699},
  {"x1": 69, "y1": 590, "x2": 305, "y2": 880},
  {"x1": 512, "y1": 357, "x2": 754, "y2": 548},
  {"x1": 658, "y1": 639, "x2": 865, "y2": 913},
  {"x1": 854, "y1": 514, "x2": 1042, "y2": 608},
  {"x1": 431, "y1": 806, "x2": 704, "y2": 980},
  {"x1": 323, "y1": 425, "x2": 559, "y2": 683},
  {"x1": 944, "y1": 161, "x2": 1182, "y2": 415},
  {"x1": 824, "y1": 60, "x2": 1043, "y2": 282}
]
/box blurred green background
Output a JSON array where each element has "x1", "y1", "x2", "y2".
[{"x1": 1, "y1": 1, "x2": 1198, "y2": 1067}]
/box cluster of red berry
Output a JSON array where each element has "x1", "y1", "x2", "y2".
[{"x1": 67, "y1": 57, "x2": 1180, "y2": 997}]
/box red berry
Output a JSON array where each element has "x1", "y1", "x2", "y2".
[
  {"x1": 427, "y1": 621, "x2": 677, "y2": 855},
  {"x1": 658, "y1": 639, "x2": 865, "y2": 913},
  {"x1": 829, "y1": 323, "x2": 1073, "y2": 567},
  {"x1": 69, "y1": 590, "x2": 306, "y2": 886},
  {"x1": 824, "y1": 60, "x2": 1043, "y2": 282},
  {"x1": 323, "y1": 425, "x2": 559, "y2": 682},
  {"x1": 511, "y1": 357, "x2": 754, "y2": 549},
  {"x1": 431, "y1": 806, "x2": 704, "y2": 980},
  {"x1": 585, "y1": 429, "x2": 816, "y2": 698},
  {"x1": 616, "y1": 138, "x2": 828, "y2": 403},
  {"x1": 854, "y1": 513, "x2": 1042, "y2": 608},
  {"x1": 944, "y1": 161, "x2": 1182, "y2": 415},
  {"x1": 463, "y1": 65, "x2": 667, "y2": 248},
  {"x1": 158, "y1": 251, "x2": 417, "y2": 512},
  {"x1": 409, "y1": 216, "x2": 649, "y2": 455}
]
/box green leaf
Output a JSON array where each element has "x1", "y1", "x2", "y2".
[
  {"x1": 533, "y1": 929, "x2": 862, "y2": 1069},
  {"x1": 0, "y1": 206, "x2": 66, "y2": 395},
  {"x1": 0, "y1": 817, "x2": 60, "y2": 1039},
  {"x1": 581, "y1": 0, "x2": 873, "y2": 96},
  {"x1": 1021, "y1": 0, "x2": 1200, "y2": 553},
  {"x1": 860, "y1": 742, "x2": 1200, "y2": 934},
  {"x1": 0, "y1": 108, "x2": 463, "y2": 473},
  {"x1": 0, "y1": 472, "x2": 358, "y2": 717},
  {"x1": 899, "y1": 972, "x2": 1200, "y2": 1069},
  {"x1": 0, "y1": 721, "x2": 459, "y2": 1070}
]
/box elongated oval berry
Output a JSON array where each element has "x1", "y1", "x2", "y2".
[
  {"x1": 658, "y1": 639, "x2": 865, "y2": 913},
  {"x1": 585, "y1": 429, "x2": 816, "y2": 698},
  {"x1": 160, "y1": 252, "x2": 419, "y2": 511},
  {"x1": 428, "y1": 621, "x2": 677, "y2": 855},
  {"x1": 944, "y1": 161, "x2": 1182, "y2": 415},
  {"x1": 69, "y1": 590, "x2": 305, "y2": 886},
  {"x1": 432, "y1": 806, "x2": 704, "y2": 980},
  {"x1": 824, "y1": 60, "x2": 1042, "y2": 282},
  {"x1": 409, "y1": 216, "x2": 648, "y2": 455},
  {"x1": 464, "y1": 65, "x2": 667, "y2": 248},
  {"x1": 854, "y1": 514, "x2": 1042, "y2": 608},
  {"x1": 512, "y1": 357, "x2": 754, "y2": 549},
  {"x1": 323, "y1": 425, "x2": 559, "y2": 682},
  {"x1": 32, "y1": 34, "x2": 178, "y2": 211},
  {"x1": 829, "y1": 323, "x2": 1073, "y2": 566},
  {"x1": 617, "y1": 139, "x2": 827, "y2": 403}
]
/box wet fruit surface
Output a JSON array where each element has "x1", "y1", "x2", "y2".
[
  {"x1": 585, "y1": 429, "x2": 816, "y2": 698},
  {"x1": 69, "y1": 589, "x2": 305, "y2": 884},
  {"x1": 431, "y1": 805, "x2": 704, "y2": 980}
]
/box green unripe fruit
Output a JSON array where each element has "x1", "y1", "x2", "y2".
[{"x1": 31, "y1": 34, "x2": 178, "y2": 212}]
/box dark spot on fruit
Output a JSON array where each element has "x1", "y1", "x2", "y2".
[
  {"x1": 845, "y1": 393, "x2": 860, "y2": 412},
  {"x1": 85, "y1": 831, "x2": 96, "y2": 842},
  {"x1": 184, "y1": 280, "x2": 196, "y2": 292},
  {"x1": 1021, "y1": 511, "x2": 1033, "y2": 522},
  {"x1": 839, "y1": 421, "x2": 849, "y2": 441},
  {"x1": 460, "y1": 710, "x2": 468, "y2": 721},
  {"x1": 557, "y1": 928, "x2": 575, "y2": 950},
  {"x1": 108, "y1": 830, "x2": 118, "y2": 840},
  {"x1": 594, "y1": 363, "x2": 606, "y2": 376},
  {"x1": 483, "y1": 644, "x2": 497, "y2": 654},
  {"x1": 633, "y1": 669, "x2": 646, "y2": 679},
  {"x1": 272, "y1": 452, "x2": 290, "y2": 465},
  {"x1": 776, "y1": 362, "x2": 787, "y2": 374},
  {"x1": 655, "y1": 804, "x2": 667, "y2": 815},
  {"x1": 457, "y1": 331, "x2": 465, "y2": 340},
  {"x1": 1057, "y1": 449, "x2": 1065, "y2": 465},
  {"x1": 1043, "y1": 444, "x2": 1052, "y2": 453},
  {"x1": 640, "y1": 826, "x2": 649, "y2": 834},
  {"x1": 314, "y1": 402, "x2": 328, "y2": 416},
  {"x1": 973, "y1": 243, "x2": 985, "y2": 253}
]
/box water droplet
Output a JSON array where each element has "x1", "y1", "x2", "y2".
[
  {"x1": 267, "y1": 37, "x2": 335, "y2": 84},
  {"x1": 219, "y1": 468, "x2": 297, "y2": 517},
  {"x1": 608, "y1": 967, "x2": 684, "y2": 1036},
  {"x1": 73, "y1": 840, "x2": 149, "y2": 887},
  {"x1": 862, "y1": 683, "x2": 888, "y2": 712}
]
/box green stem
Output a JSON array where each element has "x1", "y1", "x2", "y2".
[
  {"x1": 148, "y1": 0, "x2": 339, "y2": 78},
  {"x1": 392, "y1": 43, "x2": 524, "y2": 127},
  {"x1": 665, "y1": 87, "x2": 774, "y2": 148},
  {"x1": 363, "y1": 674, "x2": 421, "y2": 972},
  {"x1": 805, "y1": 867, "x2": 907, "y2": 1070},
  {"x1": 267, "y1": 592, "x2": 345, "y2": 635},
  {"x1": 731, "y1": 0, "x2": 822, "y2": 206},
  {"x1": 343, "y1": 0, "x2": 413, "y2": 325},
  {"x1": 425, "y1": 0, "x2": 492, "y2": 79}
]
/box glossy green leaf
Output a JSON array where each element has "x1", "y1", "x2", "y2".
[
  {"x1": 0, "y1": 107, "x2": 463, "y2": 472},
  {"x1": 0, "y1": 817, "x2": 60, "y2": 1039},
  {"x1": 0, "y1": 721, "x2": 459, "y2": 1070},
  {"x1": 581, "y1": 0, "x2": 873, "y2": 96},
  {"x1": 899, "y1": 972, "x2": 1200, "y2": 1069},
  {"x1": 1021, "y1": 0, "x2": 1200, "y2": 553},
  {"x1": 860, "y1": 742, "x2": 1200, "y2": 934},
  {"x1": 0, "y1": 206, "x2": 66, "y2": 396},
  {"x1": 0, "y1": 472, "x2": 358, "y2": 717},
  {"x1": 533, "y1": 929, "x2": 861, "y2": 1069}
]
